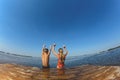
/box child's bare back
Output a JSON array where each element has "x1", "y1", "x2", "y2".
[
  {"x1": 41, "y1": 45, "x2": 51, "y2": 68},
  {"x1": 42, "y1": 51, "x2": 50, "y2": 68}
]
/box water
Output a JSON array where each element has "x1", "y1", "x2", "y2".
[
  {"x1": 1, "y1": 46, "x2": 120, "y2": 68},
  {"x1": 0, "y1": 51, "x2": 86, "y2": 68}
]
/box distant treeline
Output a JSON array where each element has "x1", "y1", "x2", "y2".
[
  {"x1": 0, "y1": 51, "x2": 32, "y2": 57},
  {"x1": 108, "y1": 46, "x2": 120, "y2": 51}
]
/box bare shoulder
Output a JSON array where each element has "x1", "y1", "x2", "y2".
[{"x1": 42, "y1": 53, "x2": 44, "y2": 56}]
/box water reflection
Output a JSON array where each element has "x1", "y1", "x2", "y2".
[
  {"x1": 41, "y1": 68, "x2": 66, "y2": 79},
  {"x1": 57, "y1": 69, "x2": 65, "y2": 75},
  {"x1": 41, "y1": 68, "x2": 50, "y2": 79}
]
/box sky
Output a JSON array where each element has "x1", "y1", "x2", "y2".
[{"x1": 0, "y1": 0, "x2": 120, "y2": 57}]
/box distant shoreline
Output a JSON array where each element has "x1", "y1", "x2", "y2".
[{"x1": 0, "y1": 51, "x2": 32, "y2": 58}]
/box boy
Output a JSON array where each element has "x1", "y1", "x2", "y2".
[{"x1": 41, "y1": 45, "x2": 51, "y2": 68}]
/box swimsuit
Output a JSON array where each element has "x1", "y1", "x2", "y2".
[
  {"x1": 42, "y1": 65, "x2": 50, "y2": 68},
  {"x1": 57, "y1": 54, "x2": 66, "y2": 69}
]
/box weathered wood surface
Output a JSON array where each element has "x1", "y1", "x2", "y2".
[{"x1": 0, "y1": 64, "x2": 120, "y2": 80}]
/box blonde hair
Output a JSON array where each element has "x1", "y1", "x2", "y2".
[{"x1": 59, "y1": 52, "x2": 65, "y2": 63}]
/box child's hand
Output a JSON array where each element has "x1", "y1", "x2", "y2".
[
  {"x1": 53, "y1": 43, "x2": 56, "y2": 47},
  {"x1": 63, "y1": 45, "x2": 66, "y2": 49}
]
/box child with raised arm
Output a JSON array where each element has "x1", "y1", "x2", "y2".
[
  {"x1": 52, "y1": 43, "x2": 68, "y2": 69},
  {"x1": 41, "y1": 45, "x2": 51, "y2": 68}
]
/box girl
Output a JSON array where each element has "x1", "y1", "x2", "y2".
[{"x1": 52, "y1": 44, "x2": 68, "y2": 69}]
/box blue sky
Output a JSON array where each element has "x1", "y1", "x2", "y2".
[{"x1": 0, "y1": 0, "x2": 120, "y2": 57}]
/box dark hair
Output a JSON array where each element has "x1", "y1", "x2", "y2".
[
  {"x1": 43, "y1": 48, "x2": 49, "y2": 52},
  {"x1": 58, "y1": 48, "x2": 63, "y2": 52}
]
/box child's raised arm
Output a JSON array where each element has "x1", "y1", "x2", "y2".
[{"x1": 52, "y1": 44, "x2": 58, "y2": 58}]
